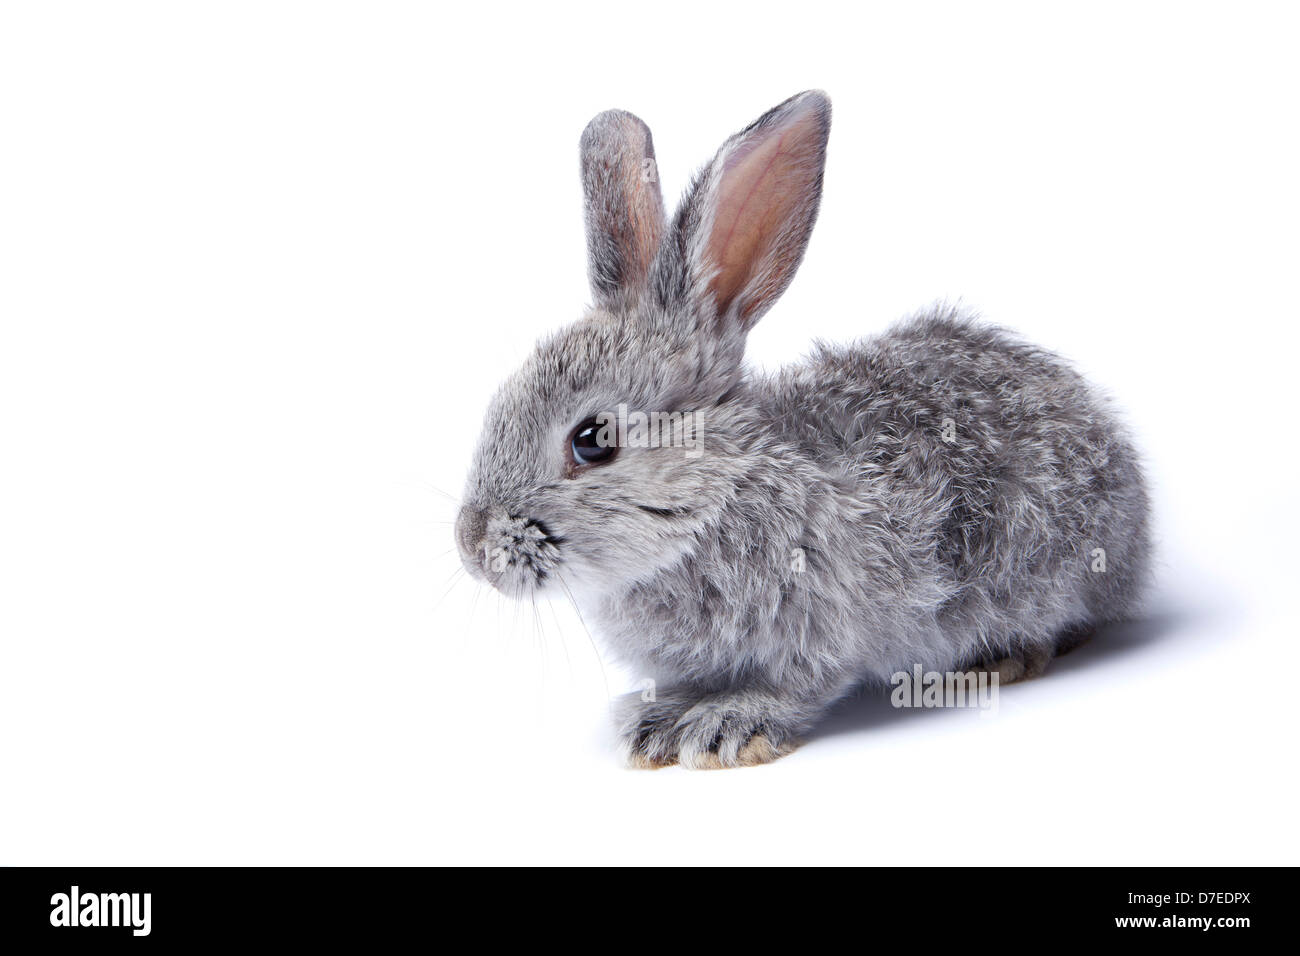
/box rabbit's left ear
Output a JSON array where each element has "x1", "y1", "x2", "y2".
[
  {"x1": 654, "y1": 91, "x2": 830, "y2": 335},
  {"x1": 580, "y1": 110, "x2": 666, "y2": 309}
]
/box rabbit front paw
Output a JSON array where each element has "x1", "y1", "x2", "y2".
[{"x1": 615, "y1": 688, "x2": 798, "y2": 770}]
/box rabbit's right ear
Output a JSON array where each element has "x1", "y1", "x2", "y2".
[
  {"x1": 580, "y1": 110, "x2": 666, "y2": 310},
  {"x1": 652, "y1": 91, "x2": 830, "y2": 344}
]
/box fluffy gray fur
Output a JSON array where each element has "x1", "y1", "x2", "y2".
[{"x1": 455, "y1": 91, "x2": 1151, "y2": 769}]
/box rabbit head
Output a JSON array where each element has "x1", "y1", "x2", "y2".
[{"x1": 455, "y1": 91, "x2": 831, "y2": 600}]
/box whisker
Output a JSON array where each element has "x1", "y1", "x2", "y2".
[
  {"x1": 427, "y1": 483, "x2": 461, "y2": 505},
  {"x1": 470, "y1": 579, "x2": 486, "y2": 624},
  {"x1": 539, "y1": 590, "x2": 571, "y2": 674},
  {"x1": 432, "y1": 565, "x2": 468, "y2": 616},
  {"x1": 531, "y1": 592, "x2": 551, "y2": 684},
  {"x1": 554, "y1": 568, "x2": 611, "y2": 701}
]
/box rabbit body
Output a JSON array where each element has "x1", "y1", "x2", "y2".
[{"x1": 455, "y1": 92, "x2": 1150, "y2": 768}]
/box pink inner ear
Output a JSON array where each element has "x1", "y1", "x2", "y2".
[{"x1": 706, "y1": 107, "x2": 825, "y2": 325}]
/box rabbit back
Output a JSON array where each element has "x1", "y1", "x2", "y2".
[{"x1": 758, "y1": 306, "x2": 1152, "y2": 669}]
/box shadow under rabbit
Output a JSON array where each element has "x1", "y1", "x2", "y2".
[{"x1": 807, "y1": 605, "x2": 1199, "y2": 743}]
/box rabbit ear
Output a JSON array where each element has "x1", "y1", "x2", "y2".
[
  {"x1": 580, "y1": 110, "x2": 667, "y2": 309},
  {"x1": 654, "y1": 91, "x2": 830, "y2": 336}
]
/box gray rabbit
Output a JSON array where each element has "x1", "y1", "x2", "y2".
[{"x1": 455, "y1": 91, "x2": 1151, "y2": 768}]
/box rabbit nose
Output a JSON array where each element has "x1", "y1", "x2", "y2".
[{"x1": 455, "y1": 503, "x2": 489, "y2": 568}]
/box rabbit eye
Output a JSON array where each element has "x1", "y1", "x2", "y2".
[{"x1": 570, "y1": 418, "x2": 618, "y2": 467}]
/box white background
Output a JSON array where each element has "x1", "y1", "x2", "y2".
[{"x1": 2, "y1": 1, "x2": 1297, "y2": 865}]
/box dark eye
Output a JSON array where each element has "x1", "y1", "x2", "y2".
[{"x1": 570, "y1": 417, "x2": 618, "y2": 467}]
